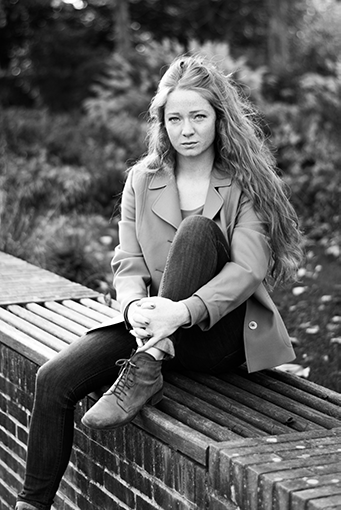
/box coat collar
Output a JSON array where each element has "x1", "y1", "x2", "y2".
[{"x1": 149, "y1": 169, "x2": 232, "y2": 229}]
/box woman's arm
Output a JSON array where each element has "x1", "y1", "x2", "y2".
[
  {"x1": 186, "y1": 195, "x2": 271, "y2": 330},
  {"x1": 131, "y1": 193, "x2": 270, "y2": 341},
  {"x1": 112, "y1": 171, "x2": 150, "y2": 314}
]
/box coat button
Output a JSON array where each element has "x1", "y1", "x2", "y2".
[{"x1": 248, "y1": 321, "x2": 258, "y2": 330}]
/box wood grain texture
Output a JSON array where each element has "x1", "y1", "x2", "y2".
[
  {"x1": 1, "y1": 251, "x2": 341, "y2": 508},
  {"x1": 0, "y1": 251, "x2": 99, "y2": 304}
]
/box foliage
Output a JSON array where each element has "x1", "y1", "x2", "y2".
[
  {"x1": 293, "y1": 0, "x2": 341, "y2": 76},
  {"x1": 263, "y1": 67, "x2": 341, "y2": 249},
  {"x1": 0, "y1": 0, "x2": 309, "y2": 110},
  {"x1": 38, "y1": 213, "x2": 114, "y2": 290},
  {"x1": 1, "y1": 17, "x2": 341, "y2": 389},
  {"x1": 0, "y1": 0, "x2": 114, "y2": 109},
  {"x1": 0, "y1": 107, "x2": 123, "y2": 284}
]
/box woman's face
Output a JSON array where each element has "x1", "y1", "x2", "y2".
[{"x1": 164, "y1": 89, "x2": 216, "y2": 160}]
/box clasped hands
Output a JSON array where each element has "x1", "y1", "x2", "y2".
[{"x1": 127, "y1": 297, "x2": 190, "y2": 351}]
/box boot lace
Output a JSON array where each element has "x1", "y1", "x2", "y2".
[{"x1": 107, "y1": 354, "x2": 138, "y2": 400}]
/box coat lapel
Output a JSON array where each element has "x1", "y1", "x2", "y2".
[
  {"x1": 149, "y1": 171, "x2": 182, "y2": 229},
  {"x1": 149, "y1": 169, "x2": 232, "y2": 228},
  {"x1": 204, "y1": 171, "x2": 232, "y2": 220}
]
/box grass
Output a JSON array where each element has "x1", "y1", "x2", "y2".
[{"x1": 272, "y1": 245, "x2": 341, "y2": 392}]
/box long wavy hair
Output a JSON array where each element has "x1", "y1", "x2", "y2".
[{"x1": 133, "y1": 55, "x2": 303, "y2": 286}]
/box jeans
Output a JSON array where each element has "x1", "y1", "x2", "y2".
[{"x1": 18, "y1": 216, "x2": 246, "y2": 509}]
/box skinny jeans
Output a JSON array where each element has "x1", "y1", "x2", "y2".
[{"x1": 18, "y1": 216, "x2": 246, "y2": 509}]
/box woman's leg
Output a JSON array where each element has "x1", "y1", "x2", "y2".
[
  {"x1": 17, "y1": 324, "x2": 135, "y2": 510},
  {"x1": 81, "y1": 216, "x2": 245, "y2": 431},
  {"x1": 160, "y1": 215, "x2": 246, "y2": 374}
]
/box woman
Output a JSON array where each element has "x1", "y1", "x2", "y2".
[{"x1": 16, "y1": 55, "x2": 303, "y2": 510}]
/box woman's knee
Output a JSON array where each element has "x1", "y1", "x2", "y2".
[
  {"x1": 35, "y1": 357, "x2": 70, "y2": 401},
  {"x1": 176, "y1": 215, "x2": 229, "y2": 260},
  {"x1": 179, "y1": 216, "x2": 226, "y2": 243},
  {"x1": 179, "y1": 215, "x2": 215, "y2": 235}
]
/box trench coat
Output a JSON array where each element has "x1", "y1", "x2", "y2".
[{"x1": 90, "y1": 166, "x2": 296, "y2": 373}]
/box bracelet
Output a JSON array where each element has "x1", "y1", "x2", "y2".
[{"x1": 123, "y1": 299, "x2": 140, "y2": 331}]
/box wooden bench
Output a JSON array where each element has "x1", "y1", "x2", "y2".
[{"x1": 1, "y1": 251, "x2": 341, "y2": 510}]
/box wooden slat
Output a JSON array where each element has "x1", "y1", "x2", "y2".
[
  {"x1": 192, "y1": 372, "x2": 324, "y2": 432},
  {"x1": 157, "y1": 395, "x2": 241, "y2": 442},
  {"x1": 26, "y1": 303, "x2": 87, "y2": 336},
  {"x1": 80, "y1": 298, "x2": 121, "y2": 316},
  {"x1": 308, "y1": 494, "x2": 341, "y2": 509},
  {"x1": 264, "y1": 367, "x2": 341, "y2": 407},
  {"x1": 0, "y1": 251, "x2": 99, "y2": 305},
  {"x1": 276, "y1": 471, "x2": 341, "y2": 510},
  {"x1": 62, "y1": 300, "x2": 110, "y2": 322},
  {"x1": 44, "y1": 301, "x2": 98, "y2": 328},
  {"x1": 164, "y1": 372, "x2": 293, "y2": 435},
  {"x1": 259, "y1": 463, "x2": 341, "y2": 509},
  {"x1": 219, "y1": 371, "x2": 341, "y2": 430},
  {"x1": 163, "y1": 380, "x2": 266, "y2": 438},
  {"x1": 0, "y1": 307, "x2": 67, "y2": 352},
  {"x1": 239, "y1": 367, "x2": 341, "y2": 420},
  {"x1": 7, "y1": 305, "x2": 78, "y2": 344},
  {"x1": 133, "y1": 405, "x2": 214, "y2": 466},
  {"x1": 0, "y1": 319, "x2": 56, "y2": 365},
  {"x1": 212, "y1": 428, "x2": 341, "y2": 510}
]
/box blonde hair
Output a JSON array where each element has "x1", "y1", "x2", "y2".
[{"x1": 133, "y1": 55, "x2": 303, "y2": 285}]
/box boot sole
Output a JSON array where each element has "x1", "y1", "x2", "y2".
[
  {"x1": 86, "y1": 388, "x2": 164, "y2": 430},
  {"x1": 148, "y1": 387, "x2": 163, "y2": 406}
]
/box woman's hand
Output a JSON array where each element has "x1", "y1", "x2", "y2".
[{"x1": 128, "y1": 297, "x2": 190, "y2": 349}]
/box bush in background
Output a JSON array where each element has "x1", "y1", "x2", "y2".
[{"x1": 1, "y1": 37, "x2": 340, "y2": 295}]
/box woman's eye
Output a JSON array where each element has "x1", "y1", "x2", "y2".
[
  {"x1": 168, "y1": 117, "x2": 180, "y2": 123},
  {"x1": 194, "y1": 114, "x2": 206, "y2": 120}
]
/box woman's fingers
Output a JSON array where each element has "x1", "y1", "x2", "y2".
[
  {"x1": 136, "y1": 335, "x2": 164, "y2": 353},
  {"x1": 131, "y1": 312, "x2": 151, "y2": 327},
  {"x1": 139, "y1": 301, "x2": 156, "y2": 309},
  {"x1": 130, "y1": 327, "x2": 151, "y2": 340}
]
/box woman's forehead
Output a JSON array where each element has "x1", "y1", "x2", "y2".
[{"x1": 165, "y1": 89, "x2": 213, "y2": 113}]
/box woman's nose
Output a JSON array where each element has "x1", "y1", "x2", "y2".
[{"x1": 182, "y1": 118, "x2": 194, "y2": 136}]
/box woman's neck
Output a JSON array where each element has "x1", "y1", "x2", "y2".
[{"x1": 175, "y1": 152, "x2": 215, "y2": 180}]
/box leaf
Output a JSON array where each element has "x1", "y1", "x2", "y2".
[
  {"x1": 276, "y1": 364, "x2": 310, "y2": 378},
  {"x1": 292, "y1": 286, "x2": 307, "y2": 296},
  {"x1": 306, "y1": 325, "x2": 320, "y2": 334}
]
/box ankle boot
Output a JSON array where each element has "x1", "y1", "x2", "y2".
[{"x1": 82, "y1": 351, "x2": 163, "y2": 429}]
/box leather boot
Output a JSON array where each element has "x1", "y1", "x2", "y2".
[{"x1": 82, "y1": 351, "x2": 163, "y2": 429}]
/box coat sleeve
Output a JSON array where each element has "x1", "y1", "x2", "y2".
[
  {"x1": 192, "y1": 194, "x2": 271, "y2": 330},
  {"x1": 111, "y1": 170, "x2": 151, "y2": 313}
]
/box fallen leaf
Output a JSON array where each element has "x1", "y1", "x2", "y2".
[
  {"x1": 306, "y1": 326, "x2": 320, "y2": 334},
  {"x1": 326, "y1": 245, "x2": 340, "y2": 257},
  {"x1": 299, "y1": 322, "x2": 311, "y2": 329},
  {"x1": 292, "y1": 286, "x2": 307, "y2": 296},
  {"x1": 276, "y1": 364, "x2": 310, "y2": 378},
  {"x1": 99, "y1": 236, "x2": 113, "y2": 246}
]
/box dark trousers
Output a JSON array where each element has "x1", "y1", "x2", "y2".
[{"x1": 18, "y1": 216, "x2": 245, "y2": 509}]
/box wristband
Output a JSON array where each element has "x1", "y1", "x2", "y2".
[{"x1": 123, "y1": 299, "x2": 140, "y2": 331}]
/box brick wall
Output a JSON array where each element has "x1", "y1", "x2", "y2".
[{"x1": 1, "y1": 344, "x2": 218, "y2": 510}]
